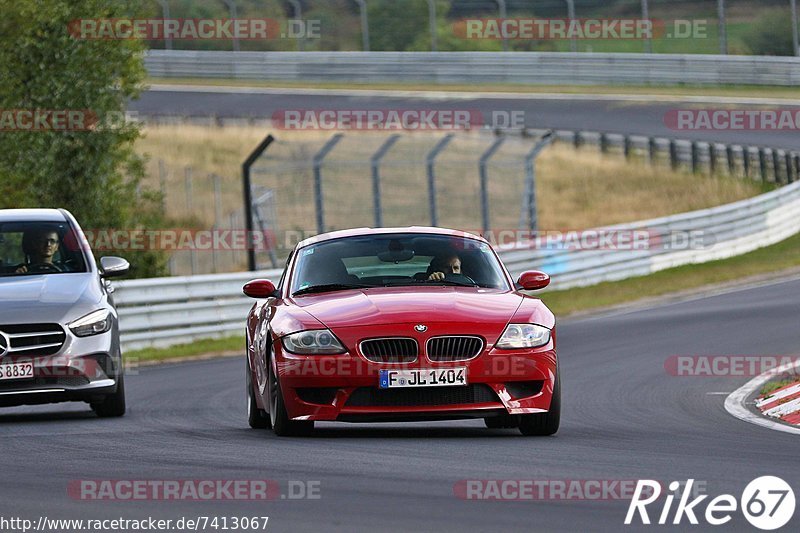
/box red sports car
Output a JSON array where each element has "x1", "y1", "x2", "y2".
[{"x1": 243, "y1": 227, "x2": 558, "y2": 436}]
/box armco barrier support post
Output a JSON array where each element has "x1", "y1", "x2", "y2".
[
  {"x1": 370, "y1": 134, "x2": 401, "y2": 228},
  {"x1": 242, "y1": 134, "x2": 275, "y2": 271},
  {"x1": 312, "y1": 133, "x2": 344, "y2": 234},
  {"x1": 426, "y1": 134, "x2": 454, "y2": 227},
  {"x1": 648, "y1": 137, "x2": 657, "y2": 165},
  {"x1": 523, "y1": 131, "x2": 555, "y2": 232},
  {"x1": 710, "y1": 144, "x2": 719, "y2": 175},
  {"x1": 759, "y1": 148, "x2": 768, "y2": 182},
  {"x1": 574, "y1": 131, "x2": 582, "y2": 149},
  {"x1": 479, "y1": 136, "x2": 506, "y2": 234},
  {"x1": 786, "y1": 152, "x2": 795, "y2": 183},
  {"x1": 794, "y1": 153, "x2": 800, "y2": 183},
  {"x1": 670, "y1": 140, "x2": 679, "y2": 170},
  {"x1": 624, "y1": 136, "x2": 633, "y2": 160},
  {"x1": 726, "y1": 145, "x2": 736, "y2": 176},
  {"x1": 691, "y1": 142, "x2": 700, "y2": 174},
  {"x1": 599, "y1": 132, "x2": 609, "y2": 154},
  {"x1": 773, "y1": 149, "x2": 783, "y2": 184},
  {"x1": 744, "y1": 147, "x2": 751, "y2": 178}
]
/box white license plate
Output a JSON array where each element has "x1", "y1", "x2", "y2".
[
  {"x1": 379, "y1": 368, "x2": 467, "y2": 389},
  {"x1": 0, "y1": 362, "x2": 34, "y2": 381}
]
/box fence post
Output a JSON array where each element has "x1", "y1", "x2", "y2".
[
  {"x1": 426, "y1": 134, "x2": 454, "y2": 227},
  {"x1": 573, "y1": 131, "x2": 582, "y2": 149},
  {"x1": 522, "y1": 131, "x2": 555, "y2": 232},
  {"x1": 479, "y1": 136, "x2": 506, "y2": 234},
  {"x1": 370, "y1": 134, "x2": 401, "y2": 228},
  {"x1": 184, "y1": 167, "x2": 193, "y2": 213},
  {"x1": 158, "y1": 160, "x2": 168, "y2": 209},
  {"x1": 623, "y1": 135, "x2": 633, "y2": 160},
  {"x1": 242, "y1": 134, "x2": 275, "y2": 271},
  {"x1": 211, "y1": 174, "x2": 223, "y2": 273},
  {"x1": 312, "y1": 133, "x2": 344, "y2": 234}
]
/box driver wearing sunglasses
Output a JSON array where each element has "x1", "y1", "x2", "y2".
[{"x1": 15, "y1": 229, "x2": 62, "y2": 274}]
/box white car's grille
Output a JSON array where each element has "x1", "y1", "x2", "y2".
[{"x1": 0, "y1": 324, "x2": 66, "y2": 357}]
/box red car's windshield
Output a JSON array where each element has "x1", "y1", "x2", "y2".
[{"x1": 290, "y1": 233, "x2": 509, "y2": 295}]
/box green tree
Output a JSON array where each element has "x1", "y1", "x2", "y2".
[
  {"x1": 368, "y1": 0, "x2": 429, "y2": 51},
  {"x1": 742, "y1": 8, "x2": 796, "y2": 56},
  {"x1": 0, "y1": 0, "x2": 168, "y2": 277}
]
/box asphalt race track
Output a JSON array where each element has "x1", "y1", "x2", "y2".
[
  {"x1": 132, "y1": 87, "x2": 800, "y2": 151},
  {"x1": 3, "y1": 276, "x2": 799, "y2": 532}
]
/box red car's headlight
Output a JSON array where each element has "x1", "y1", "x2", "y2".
[
  {"x1": 495, "y1": 324, "x2": 551, "y2": 349},
  {"x1": 282, "y1": 329, "x2": 347, "y2": 355}
]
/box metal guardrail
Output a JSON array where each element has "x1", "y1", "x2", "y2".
[
  {"x1": 144, "y1": 50, "x2": 800, "y2": 86},
  {"x1": 115, "y1": 179, "x2": 800, "y2": 351}
]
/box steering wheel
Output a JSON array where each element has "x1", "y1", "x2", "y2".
[
  {"x1": 445, "y1": 273, "x2": 477, "y2": 285},
  {"x1": 27, "y1": 262, "x2": 63, "y2": 273}
]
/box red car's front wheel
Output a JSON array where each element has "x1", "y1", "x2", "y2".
[
  {"x1": 268, "y1": 351, "x2": 313, "y2": 437},
  {"x1": 518, "y1": 372, "x2": 561, "y2": 436}
]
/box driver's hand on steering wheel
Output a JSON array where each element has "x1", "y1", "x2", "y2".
[
  {"x1": 427, "y1": 272, "x2": 446, "y2": 281},
  {"x1": 15, "y1": 265, "x2": 28, "y2": 274}
]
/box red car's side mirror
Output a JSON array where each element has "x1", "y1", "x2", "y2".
[
  {"x1": 517, "y1": 271, "x2": 550, "y2": 291},
  {"x1": 243, "y1": 279, "x2": 279, "y2": 299}
]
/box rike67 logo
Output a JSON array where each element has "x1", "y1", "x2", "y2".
[{"x1": 625, "y1": 477, "x2": 795, "y2": 530}]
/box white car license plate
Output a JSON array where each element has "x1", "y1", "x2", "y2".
[
  {"x1": 379, "y1": 368, "x2": 467, "y2": 389},
  {"x1": 0, "y1": 362, "x2": 34, "y2": 381}
]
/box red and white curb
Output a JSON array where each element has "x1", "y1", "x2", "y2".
[
  {"x1": 725, "y1": 359, "x2": 800, "y2": 435},
  {"x1": 756, "y1": 382, "x2": 800, "y2": 426}
]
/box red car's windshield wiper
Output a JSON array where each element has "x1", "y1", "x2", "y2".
[{"x1": 292, "y1": 283, "x2": 372, "y2": 296}]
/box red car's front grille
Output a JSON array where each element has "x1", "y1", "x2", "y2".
[
  {"x1": 426, "y1": 336, "x2": 484, "y2": 362},
  {"x1": 359, "y1": 337, "x2": 418, "y2": 363},
  {"x1": 344, "y1": 384, "x2": 498, "y2": 407}
]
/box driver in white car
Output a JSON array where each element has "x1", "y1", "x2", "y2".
[{"x1": 15, "y1": 228, "x2": 61, "y2": 274}]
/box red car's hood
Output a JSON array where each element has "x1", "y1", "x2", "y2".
[{"x1": 288, "y1": 287, "x2": 525, "y2": 328}]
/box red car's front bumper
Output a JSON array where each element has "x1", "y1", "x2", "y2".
[{"x1": 274, "y1": 335, "x2": 557, "y2": 422}]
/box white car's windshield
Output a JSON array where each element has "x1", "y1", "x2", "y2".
[
  {"x1": 290, "y1": 233, "x2": 509, "y2": 295},
  {"x1": 0, "y1": 221, "x2": 88, "y2": 277}
]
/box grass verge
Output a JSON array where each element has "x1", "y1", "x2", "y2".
[
  {"x1": 126, "y1": 231, "x2": 800, "y2": 364},
  {"x1": 760, "y1": 379, "x2": 800, "y2": 398},
  {"x1": 147, "y1": 77, "x2": 800, "y2": 100},
  {"x1": 542, "y1": 231, "x2": 800, "y2": 316}
]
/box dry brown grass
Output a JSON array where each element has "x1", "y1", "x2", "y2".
[{"x1": 136, "y1": 124, "x2": 763, "y2": 235}]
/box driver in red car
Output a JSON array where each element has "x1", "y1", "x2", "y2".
[
  {"x1": 15, "y1": 228, "x2": 61, "y2": 274},
  {"x1": 427, "y1": 252, "x2": 462, "y2": 281}
]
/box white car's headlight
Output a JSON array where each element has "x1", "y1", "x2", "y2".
[
  {"x1": 69, "y1": 309, "x2": 112, "y2": 337},
  {"x1": 282, "y1": 329, "x2": 346, "y2": 355},
  {"x1": 496, "y1": 323, "x2": 551, "y2": 349}
]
